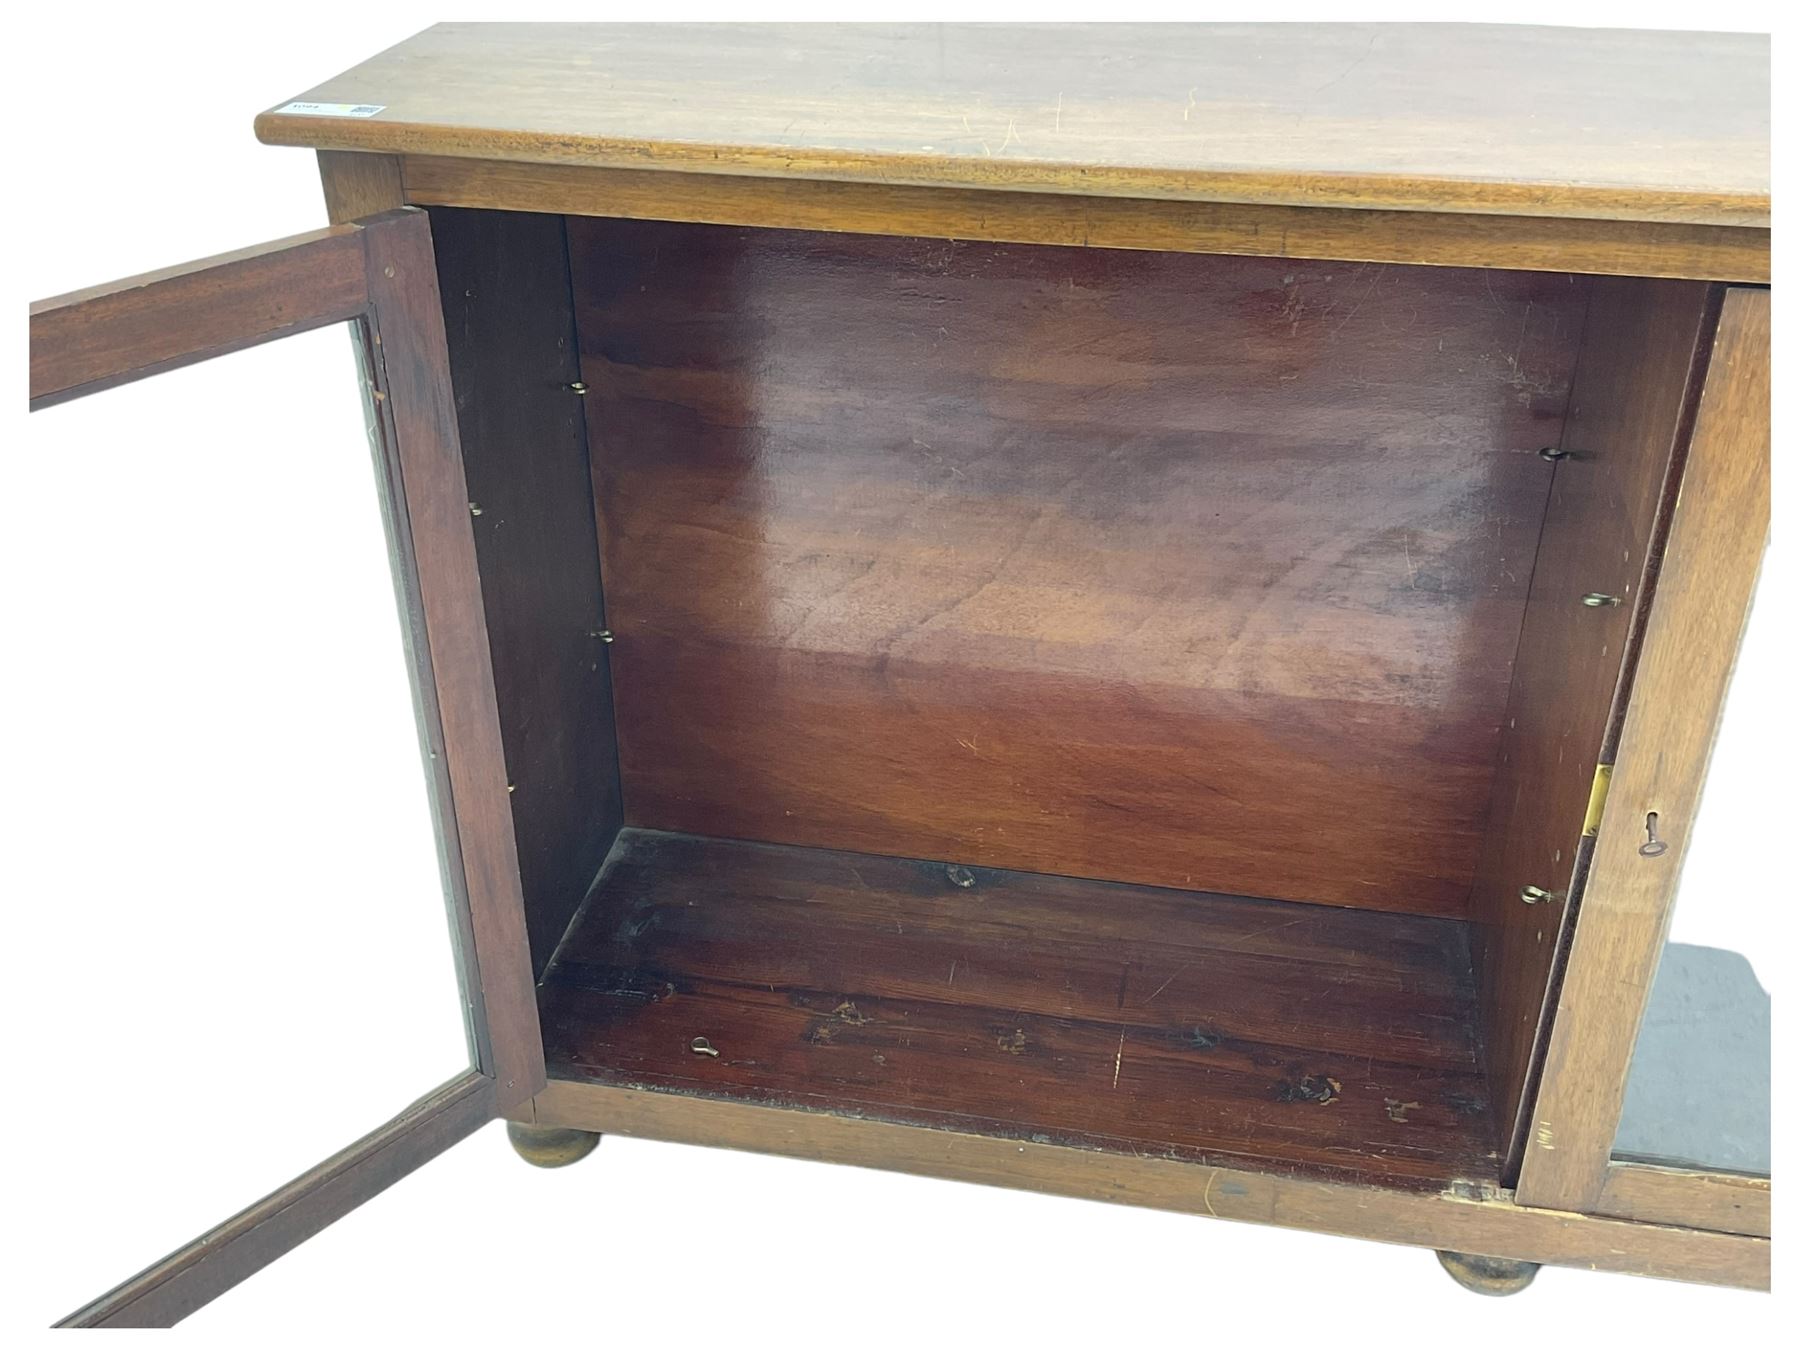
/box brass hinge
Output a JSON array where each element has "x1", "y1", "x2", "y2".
[{"x1": 1582, "y1": 763, "x2": 1614, "y2": 838}]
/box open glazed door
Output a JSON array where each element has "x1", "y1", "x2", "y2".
[{"x1": 26, "y1": 209, "x2": 543, "y2": 1326}]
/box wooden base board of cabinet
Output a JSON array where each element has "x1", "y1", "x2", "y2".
[{"x1": 519, "y1": 1077, "x2": 1769, "y2": 1291}]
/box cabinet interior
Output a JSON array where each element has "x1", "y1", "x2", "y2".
[{"x1": 428, "y1": 206, "x2": 1720, "y2": 1193}]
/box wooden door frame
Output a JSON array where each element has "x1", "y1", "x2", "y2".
[
  {"x1": 29, "y1": 208, "x2": 544, "y2": 1326},
  {"x1": 1514, "y1": 287, "x2": 1771, "y2": 1234}
]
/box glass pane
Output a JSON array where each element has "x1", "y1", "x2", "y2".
[
  {"x1": 1610, "y1": 550, "x2": 1776, "y2": 1175},
  {"x1": 6, "y1": 322, "x2": 472, "y2": 1325}
]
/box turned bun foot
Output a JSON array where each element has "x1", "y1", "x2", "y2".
[
  {"x1": 1435, "y1": 1249, "x2": 1540, "y2": 1296},
  {"x1": 506, "y1": 1121, "x2": 602, "y2": 1168}
]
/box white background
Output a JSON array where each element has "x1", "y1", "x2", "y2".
[{"x1": 3, "y1": 1, "x2": 1788, "y2": 1343}]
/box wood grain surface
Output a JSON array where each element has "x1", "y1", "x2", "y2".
[
  {"x1": 571, "y1": 217, "x2": 1583, "y2": 915},
  {"x1": 256, "y1": 24, "x2": 1770, "y2": 226},
  {"x1": 1469, "y1": 280, "x2": 1718, "y2": 1178},
  {"x1": 316, "y1": 149, "x2": 405, "y2": 223},
  {"x1": 426, "y1": 207, "x2": 625, "y2": 976},
  {"x1": 400, "y1": 156, "x2": 1770, "y2": 283},
  {"x1": 29, "y1": 227, "x2": 367, "y2": 407},
  {"x1": 359, "y1": 210, "x2": 544, "y2": 1106},
  {"x1": 1517, "y1": 288, "x2": 1770, "y2": 1211},
  {"x1": 1594, "y1": 1161, "x2": 1771, "y2": 1238},
  {"x1": 539, "y1": 830, "x2": 1497, "y2": 1190},
  {"x1": 529, "y1": 1075, "x2": 1768, "y2": 1289}
]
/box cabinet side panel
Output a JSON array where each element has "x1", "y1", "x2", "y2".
[
  {"x1": 1470, "y1": 278, "x2": 1717, "y2": 1179},
  {"x1": 571, "y1": 219, "x2": 1585, "y2": 917},
  {"x1": 428, "y1": 207, "x2": 624, "y2": 975}
]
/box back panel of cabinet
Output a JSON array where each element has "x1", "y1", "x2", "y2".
[{"x1": 567, "y1": 218, "x2": 1588, "y2": 918}]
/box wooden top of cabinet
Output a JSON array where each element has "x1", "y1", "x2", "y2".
[{"x1": 256, "y1": 23, "x2": 1770, "y2": 228}]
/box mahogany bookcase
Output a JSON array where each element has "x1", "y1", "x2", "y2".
[{"x1": 27, "y1": 23, "x2": 1770, "y2": 1325}]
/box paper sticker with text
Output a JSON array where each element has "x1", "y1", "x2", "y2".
[{"x1": 276, "y1": 102, "x2": 386, "y2": 118}]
